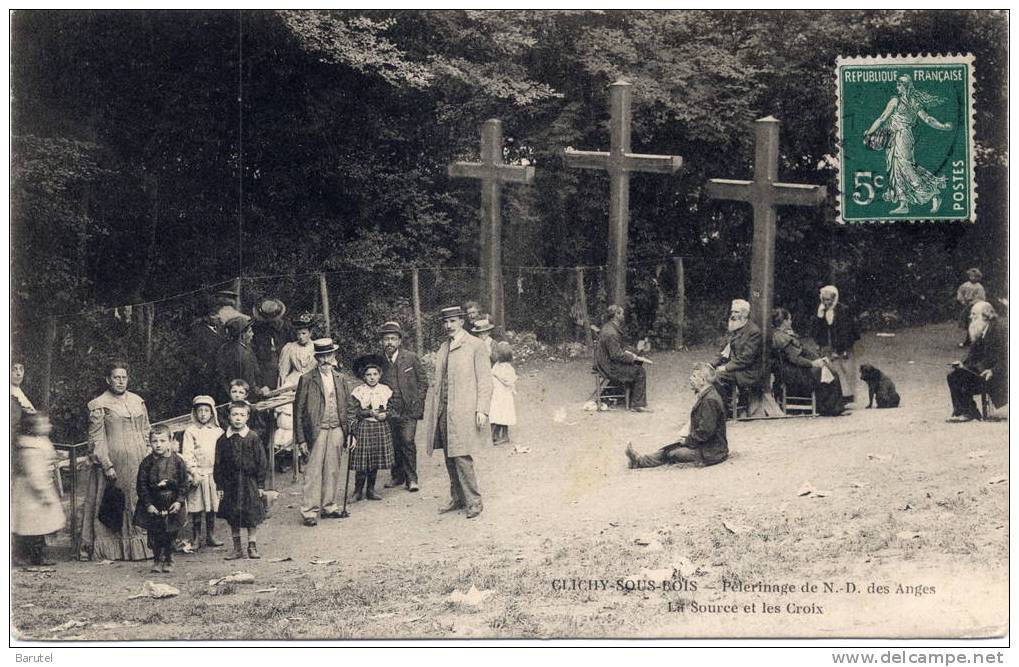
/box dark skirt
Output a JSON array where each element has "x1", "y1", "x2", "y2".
[
  {"x1": 777, "y1": 364, "x2": 844, "y2": 416},
  {"x1": 349, "y1": 419, "x2": 395, "y2": 472}
]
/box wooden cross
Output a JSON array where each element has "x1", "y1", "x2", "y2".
[
  {"x1": 449, "y1": 119, "x2": 535, "y2": 327},
  {"x1": 705, "y1": 116, "x2": 827, "y2": 371},
  {"x1": 564, "y1": 80, "x2": 683, "y2": 306}
]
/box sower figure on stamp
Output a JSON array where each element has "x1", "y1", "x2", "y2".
[
  {"x1": 625, "y1": 364, "x2": 728, "y2": 469},
  {"x1": 711, "y1": 299, "x2": 764, "y2": 409},
  {"x1": 424, "y1": 306, "x2": 492, "y2": 519},
  {"x1": 379, "y1": 321, "x2": 428, "y2": 492},
  {"x1": 595, "y1": 304, "x2": 653, "y2": 412},
  {"x1": 293, "y1": 338, "x2": 356, "y2": 526},
  {"x1": 946, "y1": 301, "x2": 1008, "y2": 422}
]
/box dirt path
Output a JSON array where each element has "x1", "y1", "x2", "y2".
[{"x1": 12, "y1": 322, "x2": 1008, "y2": 640}]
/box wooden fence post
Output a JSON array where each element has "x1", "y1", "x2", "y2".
[
  {"x1": 673, "y1": 256, "x2": 686, "y2": 350},
  {"x1": 411, "y1": 268, "x2": 424, "y2": 358},
  {"x1": 40, "y1": 316, "x2": 58, "y2": 410},
  {"x1": 319, "y1": 273, "x2": 331, "y2": 336},
  {"x1": 576, "y1": 267, "x2": 592, "y2": 353}
]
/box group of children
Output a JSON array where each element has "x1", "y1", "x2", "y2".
[{"x1": 133, "y1": 397, "x2": 267, "y2": 572}]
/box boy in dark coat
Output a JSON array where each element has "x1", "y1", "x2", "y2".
[
  {"x1": 214, "y1": 401, "x2": 267, "y2": 559},
  {"x1": 134, "y1": 425, "x2": 189, "y2": 573},
  {"x1": 625, "y1": 364, "x2": 728, "y2": 469}
]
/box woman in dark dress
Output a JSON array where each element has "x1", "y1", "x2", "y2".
[{"x1": 771, "y1": 308, "x2": 845, "y2": 417}]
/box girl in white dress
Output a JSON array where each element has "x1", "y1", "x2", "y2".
[
  {"x1": 182, "y1": 395, "x2": 225, "y2": 547},
  {"x1": 490, "y1": 342, "x2": 517, "y2": 445}
]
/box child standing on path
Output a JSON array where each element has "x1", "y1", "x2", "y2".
[
  {"x1": 956, "y1": 268, "x2": 987, "y2": 347},
  {"x1": 214, "y1": 401, "x2": 267, "y2": 560},
  {"x1": 12, "y1": 412, "x2": 64, "y2": 567},
  {"x1": 347, "y1": 355, "x2": 396, "y2": 502},
  {"x1": 490, "y1": 342, "x2": 517, "y2": 445},
  {"x1": 134, "y1": 425, "x2": 189, "y2": 573},
  {"x1": 182, "y1": 395, "x2": 224, "y2": 548}
]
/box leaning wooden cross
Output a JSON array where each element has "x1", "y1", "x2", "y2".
[
  {"x1": 705, "y1": 116, "x2": 827, "y2": 415},
  {"x1": 564, "y1": 80, "x2": 683, "y2": 307},
  {"x1": 449, "y1": 119, "x2": 535, "y2": 328}
]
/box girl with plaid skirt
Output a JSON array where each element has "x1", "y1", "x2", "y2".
[{"x1": 347, "y1": 355, "x2": 396, "y2": 501}]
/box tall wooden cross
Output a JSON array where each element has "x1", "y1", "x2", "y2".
[
  {"x1": 705, "y1": 116, "x2": 827, "y2": 371},
  {"x1": 449, "y1": 119, "x2": 535, "y2": 327},
  {"x1": 564, "y1": 80, "x2": 683, "y2": 306}
]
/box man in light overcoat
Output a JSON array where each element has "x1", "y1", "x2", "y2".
[{"x1": 424, "y1": 306, "x2": 493, "y2": 519}]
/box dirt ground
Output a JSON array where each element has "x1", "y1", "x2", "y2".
[{"x1": 11, "y1": 322, "x2": 1008, "y2": 641}]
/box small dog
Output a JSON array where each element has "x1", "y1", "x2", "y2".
[{"x1": 859, "y1": 364, "x2": 901, "y2": 409}]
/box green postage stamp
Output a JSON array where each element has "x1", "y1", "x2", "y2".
[{"x1": 836, "y1": 54, "x2": 975, "y2": 223}]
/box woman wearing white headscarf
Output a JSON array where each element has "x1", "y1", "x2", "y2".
[{"x1": 811, "y1": 286, "x2": 860, "y2": 405}]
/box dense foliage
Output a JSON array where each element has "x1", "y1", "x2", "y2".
[{"x1": 10, "y1": 10, "x2": 1008, "y2": 438}]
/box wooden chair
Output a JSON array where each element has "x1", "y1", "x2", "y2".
[
  {"x1": 981, "y1": 393, "x2": 996, "y2": 420},
  {"x1": 592, "y1": 371, "x2": 631, "y2": 409},
  {"x1": 587, "y1": 324, "x2": 631, "y2": 409},
  {"x1": 779, "y1": 391, "x2": 817, "y2": 417}
]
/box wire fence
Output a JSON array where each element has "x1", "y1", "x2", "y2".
[{"x1": 18, "y1": 256, "x2": 755, "y2": 446}]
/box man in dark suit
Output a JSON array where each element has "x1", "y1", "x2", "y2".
[
  {"x1": 711, "y1": 299, "x2": 764, "y2": 405},
  {"x1": 379, "y1": 321, "x2": 429, "y2": 492},
  {"x1": 293, "y1": 338, "x2": 357, "y2": 526},
  {"x1": 946, "y1": 300, "x2": 1008, "y2": 422},
  {"x1": 594, "y1": 304, "x2": 653, "y2": 412},
  {"x1": 625, "y1": 363, "x2": 728, "y2": 468}
]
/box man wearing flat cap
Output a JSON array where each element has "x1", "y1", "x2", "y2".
[
  {"x1": 424, "y1": 306, "x2": 492, "y2": 519},
  {"x1": 379, "y1": 321, "x2": 428, "y2": 492}
]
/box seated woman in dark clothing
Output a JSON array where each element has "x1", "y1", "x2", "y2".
[{"x1": 770, "y1": 308, "x2": 844, "y2": 416}]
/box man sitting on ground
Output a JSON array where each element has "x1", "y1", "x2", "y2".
[
  {"x1": 625, "y1": 363, "x2": 728, "y2": 469},
  {"x1": 946, "y1": 300, "x2": 1008, "y2": 422},
  {"x1": 594, "y1": 304, "x2": 653, "y2": 413},
  {"x1": 711, "y1": 299, "x2": 763, "y2": 406}
]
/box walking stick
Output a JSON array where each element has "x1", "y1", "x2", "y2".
[{"x1": 339, "y1": 428, "x2": 353, "y2": 518}]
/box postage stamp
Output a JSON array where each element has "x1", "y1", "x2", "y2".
[{"x1": 835, "y1": 54, "x2": 975, "y2": 223}]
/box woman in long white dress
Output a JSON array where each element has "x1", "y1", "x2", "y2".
[{"x1": 865, "y1": 75, "x2": 953, "y2": 215}]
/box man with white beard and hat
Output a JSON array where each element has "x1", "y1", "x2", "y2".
[{"x1": 946, "y1": 300, "x2": 1008, "y2": 422}]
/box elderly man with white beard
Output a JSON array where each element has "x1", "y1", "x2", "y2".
[
  {"x1": 946, "y1": 300, "x2": 1008, "y2": 422},
  {"x1": 710, "y1": 299, "x2": 764, "y2": 408}
]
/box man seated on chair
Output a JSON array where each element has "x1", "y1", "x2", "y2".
[
  {"x1": 594, "y1": 304, "x2": 653, "y2": 413},
  {"x1": 946, "y1": 300, "x2": 1008, "y2": 422},
  {"x1": 710, "y1": 299, "x2": 764, "y2": 407},
  {"x1": 625, "y1": 363, "x2": 727, "y2": 469}
]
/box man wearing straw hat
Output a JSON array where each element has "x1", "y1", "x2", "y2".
[
  {"x1": 424, "y1": 306, "x2": 492, "y2": 519},
  {"x1": 293, "y1": 338, "x2": 357, "y2": 526}
]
